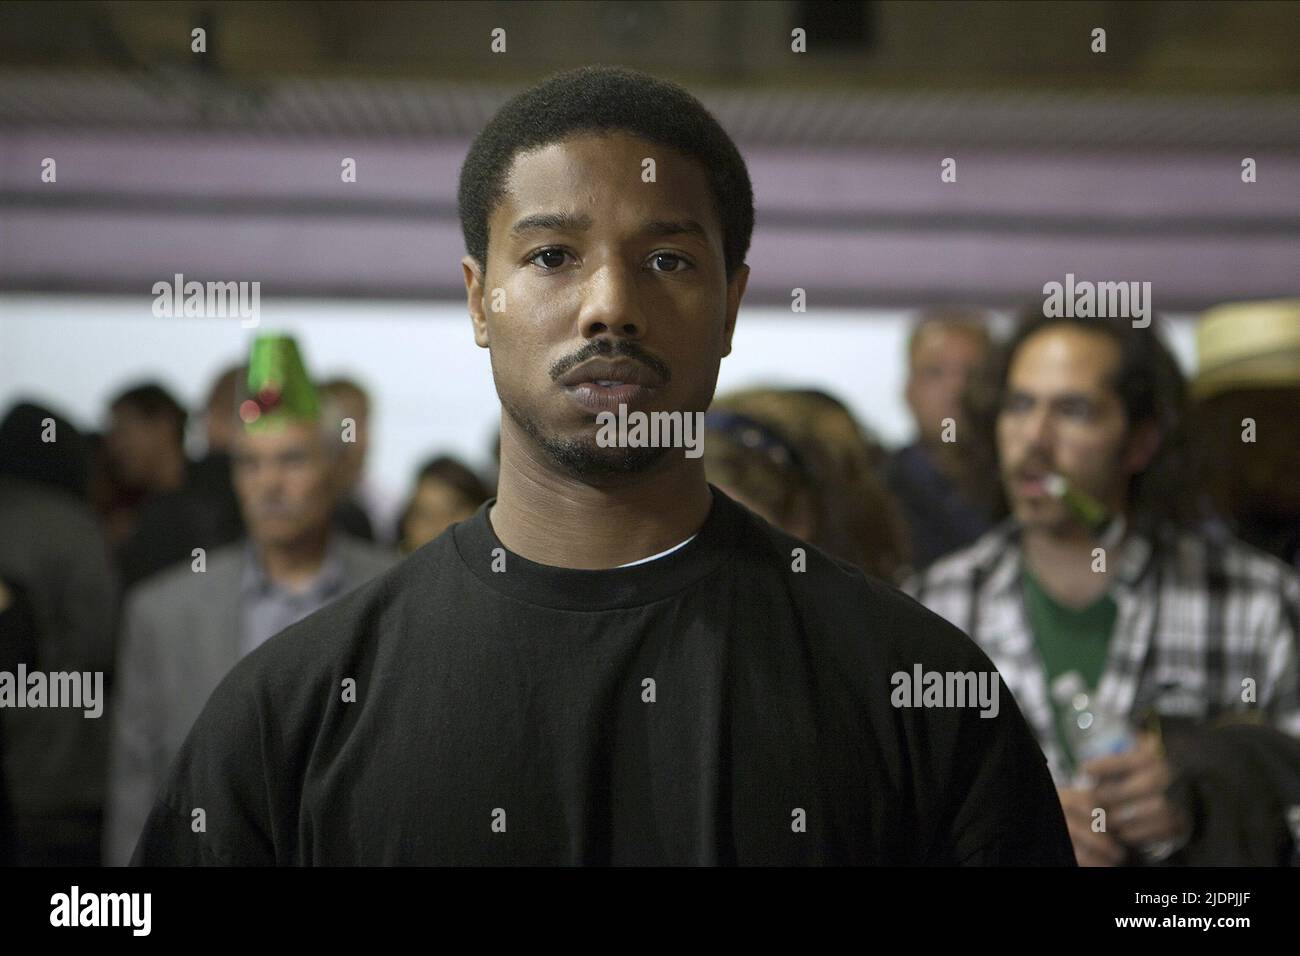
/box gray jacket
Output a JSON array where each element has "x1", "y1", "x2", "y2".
[{"x1": 104, "y1": 534, "x2": 395, "y2": 865}]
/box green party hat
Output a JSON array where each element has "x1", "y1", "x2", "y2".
[{"x1": 239, "y1": 333, "x2": 320, "y2": 432}]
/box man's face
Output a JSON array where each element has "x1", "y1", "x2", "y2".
[
  {"x1": 463, "y1": 131, "x2": 748, "y2": 480},
  {"x1": 997, "y1": 326, "x2": 1149, "y2": 533},
  {"x1": 905, "y1": 324, "x2": 987, "y2": 445},
  {"x1": 231, "y1": 421, "x2": 337, "y2": 548}
]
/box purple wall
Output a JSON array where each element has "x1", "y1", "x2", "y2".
[{"x1": 3, "y1": 130, "x2": 1297, "y2": 309}]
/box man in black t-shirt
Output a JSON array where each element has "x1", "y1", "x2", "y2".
[{"x1": 132, "y1": 65, "x2": 1074, "y2": 866}]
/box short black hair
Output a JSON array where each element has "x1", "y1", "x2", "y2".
[
  {"x1": 416, "y1": 454, "x2": 490, "y2": 506},
  {"x1": 0, "y1": 400, "x2": 90, "y2": 499},
  {"x1": 457, "y1": 65, "x2": 754, "y2": 282},
  {"x1": 110, "y1": 382, "x2": 187, "y2": 446}
]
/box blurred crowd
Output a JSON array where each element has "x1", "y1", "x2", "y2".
[{"x1": 1, "y1": 296, "x2": 1298, "y2": 866}]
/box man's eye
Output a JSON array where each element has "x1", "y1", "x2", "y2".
[
  {"x1": 649, "y1": 252, "x2": 692, "y2": 273},
  {"x1": 527, "y1": 248, "x2": 571, "y2": 270},
  {"x1": 1002, "y1": 394, "x2": 1033, "y2": 413}
]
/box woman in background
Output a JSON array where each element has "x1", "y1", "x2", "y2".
[
  {"x1": 397, "y1": 455, "x2": 491, "y2": 554},
  {"x1": 704, "y1": 388, "x2": 909, "y2": 583}
]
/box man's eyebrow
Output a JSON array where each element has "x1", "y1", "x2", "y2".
[
  {"x1": 509, "y1": 212, "x2": 593, "y2": 237},
  {"x1": 640, "y1": 219, "x2": 709, "y2": 241},
  {"x1": 1006, "y1": 387, "x2": 1100, "y2": 403},
  {"x1": 508, "y1": 213, "x2": 708, "y2": 242}
]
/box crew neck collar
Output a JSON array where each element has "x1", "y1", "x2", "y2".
[{"x1": 451, "y1": 482, "x2": 740, "y2": 611}]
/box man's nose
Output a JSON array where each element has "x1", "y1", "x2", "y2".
[
  {"x1": 1021, "y1": 404, "x2": 1056, "y2": 450},
  {"x1": 252, "y1": 461, "x2": 288, "y2": 493},
  {"x1": 947, "y1": 367, "x2": 973, "y2": 395},
  {"x1": 577, "y1": 260, "x2": 646, "y2": 339},
  {"x1": 940, "y1": 377, "x2": 966, "y2": 406}
]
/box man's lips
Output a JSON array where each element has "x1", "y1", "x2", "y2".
[
  {"x1": 557, "y1": 358, "x2": 663, "y2": 388},
  {"x1": 253, "y1": 505, "x2": 302, "y2": 518},
  {"x1": 558, "y1": 358, "x2": 663, "y2": 413},
  {"x1": 1010, "y1": 469, "x2": 1053, "y2": 497},
  {"x1": 564, "y1": 381, "x2": 655, "y2": 413}
]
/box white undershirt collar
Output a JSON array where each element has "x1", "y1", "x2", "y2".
[{"x1": 616, "y1": 533, "x2": 698, "y2": 568}]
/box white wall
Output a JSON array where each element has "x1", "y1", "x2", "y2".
[{"x1": 0, "y1": 294, "x2": 1198, "y2": 505}]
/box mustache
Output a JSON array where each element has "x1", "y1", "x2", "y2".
[
  {"x1": 250, "y1": 500, "x2": 302, "y2": 516},
  {"x1": 549, "y1": 339, "x2": 672, "y2": 385},
  {"x1": 1007, "y1": 458, "x2": 1055, "y2": 476}
]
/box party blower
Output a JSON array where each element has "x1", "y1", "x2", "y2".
[{"x1": 1043, "y1": 472, "x2": 1126, "y2": 550}]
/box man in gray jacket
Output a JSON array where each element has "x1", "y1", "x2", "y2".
[{"x1": 104, "y1": 336, "x2": 396, "y2": 865}]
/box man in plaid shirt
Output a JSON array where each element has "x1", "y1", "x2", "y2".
[{"x1": 905, "y1": 309, "x2": 1300, "y2": 866}]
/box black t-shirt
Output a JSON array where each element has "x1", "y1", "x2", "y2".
[{"x1": 132, "y1": 484, "x2": 1074, "y2": 865}]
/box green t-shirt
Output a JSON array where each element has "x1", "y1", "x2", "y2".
[{"x1": 1021, "y1": 570, "x2": 1117, "y2": 772}]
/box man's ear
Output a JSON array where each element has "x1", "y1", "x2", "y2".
[
  {"x1": 462, "y1": 255, "x2": 490, "y2": 349},
  {"x1": 721, "y1": 264, "x2": 749, "y2": 358},
  {"x1": 1122, "y1": 419, "x2": 1162, "y2": 475}
]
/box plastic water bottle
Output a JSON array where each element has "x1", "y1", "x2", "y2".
[
  {"x1": 1050, "y1": 671, "x2": 1135, "y2": 768},
  {"x1": 1051, "y1": 671, "x2": 1178, "y2": 862}
]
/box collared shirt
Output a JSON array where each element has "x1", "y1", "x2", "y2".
[
  {"x1": 904, "y1": 519, "x2": 1300, "y2": 786},
  {"x1": 239, "y1": 537, "x2": 350, "y2": 657}
]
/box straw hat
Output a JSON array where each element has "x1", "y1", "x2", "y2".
[{"x1": 1193, "y1": 299, "x2": 1300, "y2": 399}]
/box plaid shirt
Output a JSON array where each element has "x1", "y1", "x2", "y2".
[{"x1": 904, "y1": 520, "x2": 1300, "y2": 786}]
